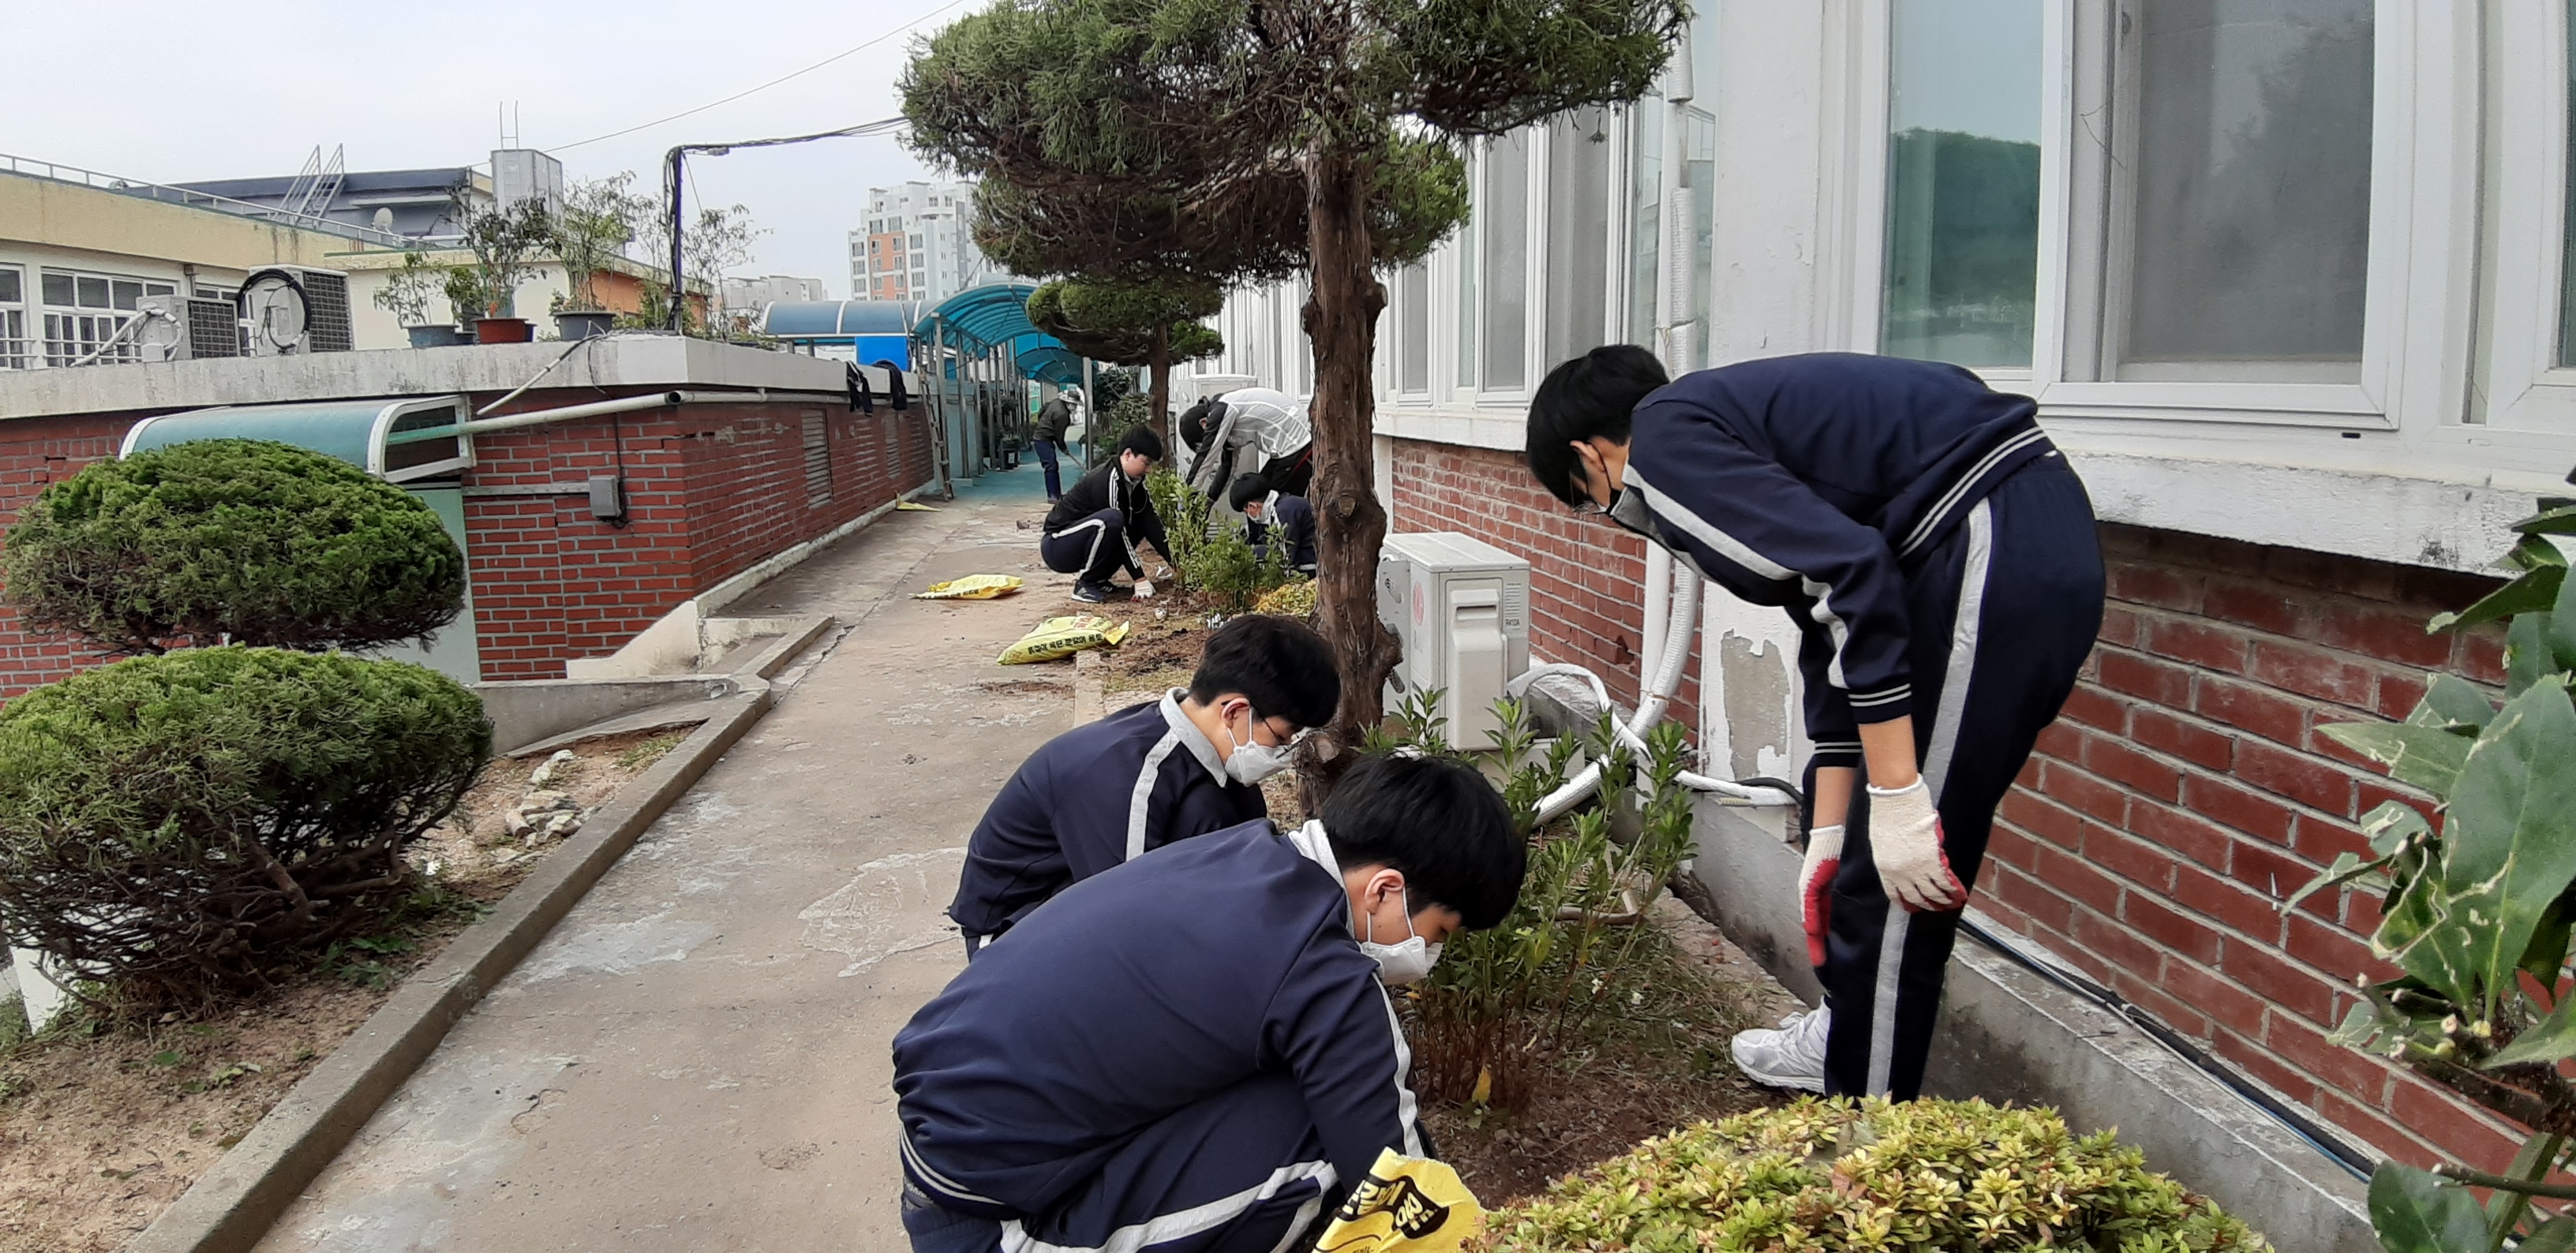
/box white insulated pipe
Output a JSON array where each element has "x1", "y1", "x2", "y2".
[{"x1": 454, "y1": 388, "x2": 844, "y2": 437}]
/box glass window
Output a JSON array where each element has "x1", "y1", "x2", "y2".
[
  {"x1": 1881, "y1": 0, "x2": 2043, "y2": 369},
  {"x1": 41, "y1": 273, "x2": 73, "y2": 307},
  {"x1": 0, "y1": 269, "x2": 18, "y2": 304},
  {"x1": 0, "y1": 267, "x2": 24, "y2": 372},
  {"x1": 2116, "y1": 0, "x2": 2374, "y2": 381},
  {"x1": 1545, "y1": 109, "x2": 1615, "y2": 365},
  {"x1": 112, "y1": 279, "x2": 143, "y2": 311},
  {"x1": 1481, "y1": 130, "x2": 1530, "y2": 391},
  {"x1": 1399, "y1": 263, "x2": 1429, "y2": 392},
  {"x1": 1626, "y1": 101, "x2": 1664, "y2": 347},
  {"x1": 76, "y1": 276, "x2": 109, "y2": 309},
  {"x1": 1456, "y1": 199, "x2": 1478, "y2": 389}
]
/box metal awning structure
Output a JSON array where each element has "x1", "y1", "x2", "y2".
[
  {"x1": 118, "y1": 395, "x2": 473, "y2": 482},
  {"x1": 912, "y1": 283, "x2": 1087, "y2": 386},
  {"x1": 762, "y1": 300, "x2": 923, "y2": 369}
]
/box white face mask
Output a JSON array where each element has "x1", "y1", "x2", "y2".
[
  {"x1": 1222, "y1": 705, "x2": 1295, "y2": 785},
  {"x1": 1357, "y1": 887, "x2": 1442, "y2": 986}
]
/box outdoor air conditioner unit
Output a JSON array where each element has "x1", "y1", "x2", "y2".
[
  {"x1": 238, "y1": 266, "x2": 353, "y2": 354},
  {"x1": 131, "y1": 293, "x2": 242, "y2": 361},
  {"x1": 276, "y1": 267, "x2": 352, "y2": 352},
  {"x1": 1377, "y1": 532, "x2": 1531, "y2": 750}
]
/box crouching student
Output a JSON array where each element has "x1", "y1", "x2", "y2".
[
  {"x1": 1227, "y1": 473, "x2": 1317, "y2": 577},
  {"x1": 947, "y1": 613, "x2": 1340, "y2": 954},
  {"x1": 894, "y1": 752, "x2": 1524, "y2": 1253},
  {"x1": 1043, "y1": 428, "x2": 1175, "y2": 604}
]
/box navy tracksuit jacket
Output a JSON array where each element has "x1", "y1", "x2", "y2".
[
  {"x1": 949, "y1": 690, "x2": 1265, "y2": 941},
  {"x1": 1612, "y1": 353, "x2": 2102, "y2": 1099},
  {"x1": 1245, "y1": 493, "x2": 1317, "y2": 574},
  {"x1": 897, "y1": 820, "x2": 1421, "y2": 1252}
]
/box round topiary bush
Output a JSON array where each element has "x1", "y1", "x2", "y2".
[
  {"x1": 1, "y1": 439, "x2": 466, "y2": 655},
  {"x1": 0, "y1": 647, "x2": 490, "y2": 1004},
  {"x1": 1486, "y1": 1097, "x2": 2271, "y2": 1252}
]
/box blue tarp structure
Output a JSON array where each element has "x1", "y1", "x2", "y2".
[
  {"x1": 912, "y1": 284, "x2": 1088, "y2": 386},
  {"x1": 762, "y1": 300, "x2": 923, "y2": 368}
]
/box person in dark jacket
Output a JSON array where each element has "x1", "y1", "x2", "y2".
[
  {"x1": 1526, "y1": 347, "x2": 2104, "y2": 1102},
  {"x1": 948, "y1": 613, "x2": 1340, "y2": 952},
  {"x1": 895, "y1": 753, "x2": 1524, "y2": 1253},
  {"x1": 1032, "y1": 386, "x2": 1082, "y2": 501},
  {"x1": 1227, "y1": 473, "x2": 1317, "y2": 575},
  {"x1": 1043, "y1": 428, "x2": 1175, "y2": 604}
]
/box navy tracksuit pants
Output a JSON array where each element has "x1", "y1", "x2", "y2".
[
  {"x1": 1041, "y1": 509, "x2": 1133, "y2": 586},
  {"x1": 1816, "y1": 457, "x2": 2103, "y2": 1099},
  {"x1": 900, "y1": 1073, "x2": 1337, "y2": 1253},
  {"x1": 1036, "y1": 438, "x2": 1064, "y2": 500}
]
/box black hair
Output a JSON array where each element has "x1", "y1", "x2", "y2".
[
  {"x1": 1179, "y1": 398, "x2": 1222, "y2": 451},
  {"x1": 1188, "y1": 613, "x2": 1340, "y2": 729},
  {"x1": 1323, "y1": 753, "x2": 1524, "y2": 931},
  {"x1": 1526, "y1": 344, "x2": 1668, "y2": 507},
  {"x1": 1226, "y1": 472, "x2": 1272, "y2": 511},
  {"x1": 1116, "y1": 426, "x2": 1165, "y2": 462}
]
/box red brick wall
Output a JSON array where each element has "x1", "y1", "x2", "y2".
[
  {"x1": 0, "y1": 391, "x2": 935, "y2": 694},
  {"x1": 1389, "y1": 436, "x2": 2524, "y2": 1173},
  {"x1": 1981, "y1": 523, "x2": 2514, "y2": 1173}
]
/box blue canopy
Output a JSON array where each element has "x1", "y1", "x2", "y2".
[
  {"x1": 763, "y1": 300, "x2": 923, "y2": 369},
  {"x1": 912, "y1": 284, "x2": 1088, "y2": 386}
]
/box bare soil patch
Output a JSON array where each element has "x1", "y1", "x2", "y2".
[
  {"x1": 0, "y1": 727, "x2": 683, "y2": 1253},
  {"x1": 1414, "y1": 900, "x2": 1801, "y2": 1205}
]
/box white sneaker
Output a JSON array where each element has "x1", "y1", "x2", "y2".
[{"x1": 1731, "y1": 1006, "x2": 1830, "y2": 1093}]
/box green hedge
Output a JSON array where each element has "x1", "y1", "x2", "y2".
[
  {"x1": 1, "y1": 439, "x2": 466, "y2": 654},
  {"x1": 1487, "y1": 1097, "x2": 2271, "y2": 1252},
  {"x1": 0, "y1": 647, "x2": 489, "y2": 1003}
]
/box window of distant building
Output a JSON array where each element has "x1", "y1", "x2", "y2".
[
  {"x1": 0, "y1": 267, "x2": 26, "y2": 370},
  {"x1": 39, "y1": 268, "x2": 173, "y2": 366}
]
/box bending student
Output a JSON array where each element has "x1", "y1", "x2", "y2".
[
  {"x1": 895, "y1": 752, "x2": 1523, "y2": 1253},
  {"x1": 1525, "y1": 346, "x2": 2104, "y2": 1101},
  {"x1": 1043, "y1": 428, "x2": 1174, "y2": 604},
  {"x1": 947, "y1": 614, "x2": 1340, "y2": 953},
  {"x1": 1227, "y1": 472, "x2": 1317, "y2": 577}
]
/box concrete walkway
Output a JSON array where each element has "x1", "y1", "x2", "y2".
[{"x1": 256, "y1": 474, "x2": 1077, "y2": 1251}]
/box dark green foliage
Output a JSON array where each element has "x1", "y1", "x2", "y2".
[
  {"x1": 1027, "y1": 279, "x2": 1224, "y2": 368},
  {"x1": 0, "y1": 648, "x2": 490, "y2": 1006},
  {"x1": 1490, "y1": 1098, "x2": 2272, "y2": 1251},
  {"x1": 2, "y1": 439, "x2": 466, "y2": 656}
]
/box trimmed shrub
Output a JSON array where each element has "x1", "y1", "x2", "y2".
[
  {"x1": 1, "y1": 439, "x2": 466, "y2": 655},
  {"x1": 0, "y1": 647, "x2": 490, "y2": 1004},
  {"x1": 1486, "y1": 1097, "x2": 2271, "y2": 1252}
]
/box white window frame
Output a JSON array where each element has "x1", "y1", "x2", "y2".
[
  {"x1": 2477, "y1": 0, "x2": 2576, "y2": 435},
  {"x1": 1475, "y1": 129, "x2": 1544, "y2": 407},
  {"x1": 0, "y1": 264, "x2": 26, "y2": 371},
  {"x1": 1840, "y1": 1, "x2": 2474, "y2": 432}
]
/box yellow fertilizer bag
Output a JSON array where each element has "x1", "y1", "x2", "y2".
[
  {"x1": 915, "y1": 574, "x2": 1024, "y2": 600},
  {"x1": 1306, "y1": 1149, "x2": 1483, "y2": 1252},
  {"x1": 998, "y1": 615, "x2": 1131, "y2": 664}
]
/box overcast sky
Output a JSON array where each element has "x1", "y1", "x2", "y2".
[{"x1": 4, "y1": 0, "x2": 970, "y2": 299}]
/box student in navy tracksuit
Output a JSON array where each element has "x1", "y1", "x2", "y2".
[
  {"x1": 895, "y1": 753, "x2": 1523, "y2": 1253},
  {"x1": 1226, "y1": 473, "x2": 1318, "y2": 576},
  {"x1": 949, "y1": 614, "x2": 1341, "y2": 953},
  {"x1": 1526, "y1": 347, "x2": 2104, "y2": 1101},
  {"x1": 1043, "y1": 428, "x2": 1176, "y2": 604}
]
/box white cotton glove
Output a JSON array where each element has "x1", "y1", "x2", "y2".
[
  {"x1": 1799, "y1": 824, "x2": 1844, "y2": 968},
  {"x1": 1867, "y1": 778, "x2": 1964, "y2": 912},
  {"x1": 1132, "y1": 579, "x2": 1155, "y2": 599}
]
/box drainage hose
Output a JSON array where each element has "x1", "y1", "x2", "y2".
[{"x1": 1511, "y1": 564, "x2": 1799, "y2": 825}]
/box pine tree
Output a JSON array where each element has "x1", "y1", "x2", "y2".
[{"x1": 904, "y1": 0, "x2": 1684, "y2": 761}]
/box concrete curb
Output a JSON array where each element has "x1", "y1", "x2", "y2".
[
  {"x1": 1073, "y1": 647, "x2": 1107, "y2": 724},
  {"x1": 129, "y1": 616, "x2": 834, "y2": 1253}
]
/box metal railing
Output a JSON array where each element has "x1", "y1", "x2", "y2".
[{"x1": 1, "y1": 152, "x2": 451, "y2": 250}]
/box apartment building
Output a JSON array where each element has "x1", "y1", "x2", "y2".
[{"x1": 848, "y1": 180, "x2": 1009, "y2": 303}]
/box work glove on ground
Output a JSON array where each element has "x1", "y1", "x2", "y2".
[
  {"x1": 1799, "y1": 824, "x2": 1844, "y2": 968},
  {"x1": 1867, "y1": 777, "x2": 1964, "y2": 912}
]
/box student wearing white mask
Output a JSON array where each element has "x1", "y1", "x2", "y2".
[
  {"x1": 895, "y1": 753, "x2": 1522, "y2": 1253},
  {"x1": 947, "y1": 615, "x2": 1340, "y2": 955}
]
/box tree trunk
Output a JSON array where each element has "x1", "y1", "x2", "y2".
[
  {"x1": 1301, "y1": 146, "x2": 1398, "y2": 789},
  {"x1": 1148, "y1": 321, "x2": 1173, "y2": 463}
]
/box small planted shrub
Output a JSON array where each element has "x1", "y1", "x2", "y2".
[
  {"x1": 1, "y1": 439, "x2": 466, "y2": 655},
  {"x1": 0, "y1": 647, "x2": 490, "y2": 1005},
  {"x1": 1486, "y1": 1098, "x2": 2272, "y2": 1252}
]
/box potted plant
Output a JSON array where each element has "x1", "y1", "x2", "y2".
[
  {"x1": 549, "y1": 175, "x2": 640, "y2": 341},
  {"x1": 375, "y1": 250, "x2": 465, "y2": 348},
  {"x1": 451, "y1": 192, "x2": 552, "y2": 344}
]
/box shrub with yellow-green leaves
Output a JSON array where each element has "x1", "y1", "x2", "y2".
[{"x1": 1484, "y1": 1098, "x2": 2270, "y2": 1253}]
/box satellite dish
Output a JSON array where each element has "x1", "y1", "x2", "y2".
[{"x1": 240, "y1": 269, "x2": 308, "y2": 355}]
